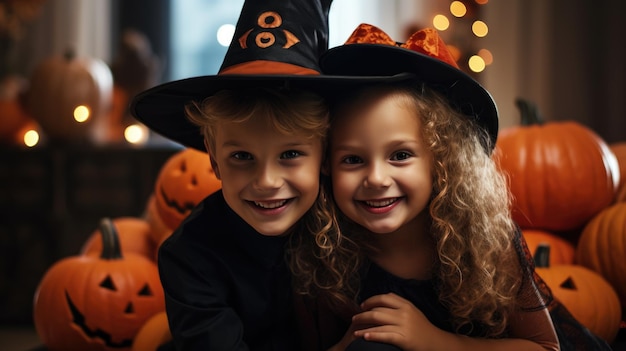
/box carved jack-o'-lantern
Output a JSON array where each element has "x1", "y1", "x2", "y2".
[
  {"x1": 155, "y1": 148, "x2": 221, "y2": 230},
  {"x1": 534, "y1": 244, "x2": 621, "y2": 343},
  {"x1": 33, "y1": 218, "x2": 165, "y2": 351}
]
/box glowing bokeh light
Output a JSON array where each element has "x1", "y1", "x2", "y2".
[
  {"x1": 124, "y1": 123, "x2": 149, "y2": 145},
  {"x1": 73, "y1": 105, "x2": 90, "y2": 123},
  {"x1": 472, "y1": 20, "x2": 489, "y2": 37},
  {"x1": 450, "y1": 1, "x2": 467, "y2": 17},
  {"x1": 475, "y1": 0, "x2": 489, "y2": 4},
  {"x1": 469, "y1": 55, "x2": 486, "y2": 72},
  {"x1": 24, "y1": 129, "x2": 39, "y2": 147},
  {"x1": 433, "y1": 14, "x2": 450, "y2": 31},
  {"x1": 217, "y1": 24, "x2": 236, "y2": 47},
  {"x1": 478, "y1": 48, "x2": 493, "y2": 65}
]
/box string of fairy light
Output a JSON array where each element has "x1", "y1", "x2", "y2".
[{"x1": 431, "y1": 0, "x2": 492, "y2": 74}]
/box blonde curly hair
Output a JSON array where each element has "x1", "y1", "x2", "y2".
[{"x1": 310, "y1": 83, "x2": 522, "y2": 337}]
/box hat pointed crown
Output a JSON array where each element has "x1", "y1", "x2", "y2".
[{"x1": 219, "y1": 0, "x2": 332, "y2": 75}]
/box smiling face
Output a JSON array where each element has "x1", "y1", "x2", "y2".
[
  {"x1": 211, "y1": 116, "x2": 323, "y2": 236},
  {"x1": 329, "y1": 89, "x2": 434, "y2": 234}
]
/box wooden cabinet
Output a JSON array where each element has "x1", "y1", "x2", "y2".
[{"x1": 0, "y1": 145, "x2": 177, "y2": 324}]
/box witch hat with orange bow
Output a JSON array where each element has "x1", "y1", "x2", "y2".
[
  {"x1": 131, "y1": 1, "x2": 411, "y2": 151},
  {"x1": 320, "y1": 23, "x2": 499, "y2": 150}
]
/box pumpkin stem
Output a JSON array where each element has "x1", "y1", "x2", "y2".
[
  {"x1": 99, "y1": 217, "x2": 123, "y2": 260},
  {"x1": 515, "y1": 98, "x2": 544, "y2": 126},
  {"x1": 533, "y1": 243, "x2": 550, "y2": 268}
]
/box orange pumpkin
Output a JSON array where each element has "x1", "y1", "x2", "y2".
[
  {"x1": 34, "y1": 218, "x2": 165, "y2": 351},
  {"x1": 131, "y1": 311, "x2": 172, "y2": 351},
  {"x1": 155, "y1": 148, "x2": 221, "y2": 230},
  {"x1": 80, "y1": 217, "x2": 157, "y2": 261},
  {"x1": 495, "y1": 99, "x2": 619, "y2": 231},
  {"x1": 534, "y1": 244, "x2": 621, "y2": 343},
  {"x1": 522, "y1": 229, "x2": 574, "y2": 265},
  {"x1": 610, "y1": 142, "x2": 626, "y2": 203},
  {"x1": 23, "y1": 49, "x2": 113, "y2": 143},
  {"x1": 576, "y1": 203, "x2": 626, "y2": 308}
]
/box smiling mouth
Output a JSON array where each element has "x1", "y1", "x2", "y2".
[
  {"x1": 250, "y1": 199, "x2": 291, "y2": 209},
  {"x1": 362, "y1": 198, "x2": 399, "y2": 208}
]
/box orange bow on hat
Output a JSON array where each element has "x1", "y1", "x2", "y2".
[
  {"x1": 343, "y1": 24, "x2": 459, "y2": 69},
  {"x1": 320, "y1": 23, "x2": 499, "y2": 153}
]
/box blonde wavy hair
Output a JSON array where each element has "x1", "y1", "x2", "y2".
[
  {"x1": 185, "y1": 87, "x2": 359, "y2": 309},
  {"x1": 318, "y1": 84, "x2": 522, "y2": 337}
]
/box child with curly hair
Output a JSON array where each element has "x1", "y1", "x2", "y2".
[{"x1": 293, "y1": 24, "x2": 611, "y2": 351}]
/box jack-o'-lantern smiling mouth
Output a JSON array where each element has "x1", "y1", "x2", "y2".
[
  {"x1": 160, "y1": 186, "x2": 195, "y2": 215},
  {"x1": 65, "y1": 291, "x2": 133, "y2": 348}
]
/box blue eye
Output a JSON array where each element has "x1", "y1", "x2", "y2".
[
  {"x1": 391, "y1": 151, "x2": 412, "y2": 161},
  {"x1": 342, "y1": 155, "x2": 362, "y2": 164},
  {"x1": 232, "y1": 152, "x2": 253, "y2": 160},
  {"x1": 281, "y1": 150, "x2": 302, "y2": 159}
]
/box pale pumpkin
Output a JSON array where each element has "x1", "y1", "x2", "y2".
[{"x1": 23, "y1": 49, "x2": 113, "y2": 143}]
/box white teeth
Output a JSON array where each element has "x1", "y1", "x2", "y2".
[
  {"x1": 365, "y1": 198, "x2": 396, "y2": 207},
  {"x1": 254, "y1": 200, "x2": 287, "y2": 209}
]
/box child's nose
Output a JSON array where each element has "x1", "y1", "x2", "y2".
[
  {"x1": 363, "y1": 162, "x2": 391, "y2": 188},
  {"x1": 254, "y1": 163, "x2": 283, "y2": 190}
]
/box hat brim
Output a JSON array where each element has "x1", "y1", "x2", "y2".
[
  {"x1": 130, "y1": 73, "x2": 415, "y2": 151},
  {"x1": 319, "y1": 44, "x2": 499, "y2": 148}
]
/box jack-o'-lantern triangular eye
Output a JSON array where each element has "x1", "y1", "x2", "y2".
[
  {"x1": 560, "y1": 277, "x2": 577, "y2": 290},
  {"x1": 100, "y1": 275, "x2": 116, "y2": 291},
  {"x1": 138, "y1": 283, "x2": 153, "y2": 296}
]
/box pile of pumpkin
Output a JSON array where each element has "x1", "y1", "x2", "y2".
[
  {"x1": 33, "y1": 148, "x2": 221, "y2": 351},
  {"x1": 31, "y1": 99, "x2": 626, "y2": 349},
  {"x1": 495, "y1": 99, "x2": 626, "y2": 345}
]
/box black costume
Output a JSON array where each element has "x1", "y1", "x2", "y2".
[
  {"x1": 296, "y1": 227, "x2": 613, "y2": 351},
  {"x1": 158, "y1": 190, "x2": 297, "y2": 350}
]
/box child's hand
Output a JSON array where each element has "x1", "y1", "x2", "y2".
[{"x1": 351, "y1": 293, "x2": 439, "y2": 351}]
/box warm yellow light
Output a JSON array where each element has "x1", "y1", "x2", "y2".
[
  {"x1": 469, "y1": 55, "x2": 486, "y2": 72},
  {"x1": 478, "y1": 48, "x2": 493, "y2": 65},
  {"x1": 124, "y1": 123, "x2": 149, "y2": 145},
  {"x1": 472, "y1": 21, "x2": 489, "y2": 37},
  {"x1": 450, "y1": 1, "x2": 467, "y2": 17},
  {"x1": 475, "y1": 0, "x2": 489, "y2": 4},
  {"x1": 24, "y1": 129, "x2": 40, "y2": 147},
  {"x1": 433, "y1": 14, "x2": 450, "y2": 31},
  {"x1": 73, "y1": 105, "x2": 90, "y2": 123}
]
